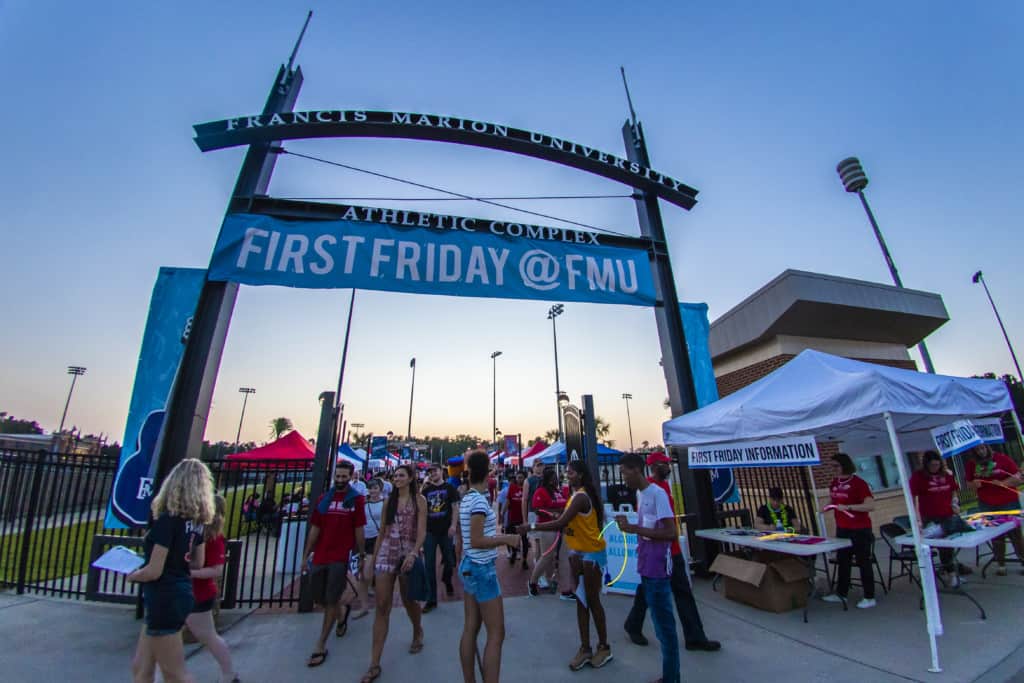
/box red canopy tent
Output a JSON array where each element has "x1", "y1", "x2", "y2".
[
  {"x1": 225, "y1": 431, "x2": 315, "y2": 469},
  {"x1": 520, "y1": 441, "x2": 548, "y2": 459}
]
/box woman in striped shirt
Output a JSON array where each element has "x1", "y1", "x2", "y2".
[{"x1": 459, "y1": 450, "x2": 519, "y2": 683}]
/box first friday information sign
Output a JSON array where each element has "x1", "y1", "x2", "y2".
[
  {"x1": 688, "y1": 435, "x2": 821, "y2": 469},
  {"x1": 208, "y1": 212, "x2": 656, "y2": 306}
]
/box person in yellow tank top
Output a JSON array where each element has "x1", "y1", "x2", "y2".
[{"x1": 519, "y1": 459, "x2": 611, "y2": 671}]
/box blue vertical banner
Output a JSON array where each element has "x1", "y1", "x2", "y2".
[
  {"x1": 106, "y1": 268, "x2": 206, "y2": 528},
  {"x1": 370, "y1": 436, "x2": 389, "y2": 461},
  {"x1": 679, "y1": 302, "x2": 739, "y2": 504}
]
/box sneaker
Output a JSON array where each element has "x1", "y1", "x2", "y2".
[
  {"x1": 538, "y1": 576, "x2": 550, "y2": 589},
  {"x1": 821, "y1": 594, "x2": 844, "y2": 603},
  {"x1": 528, "y1": 582, "x2": 539, "y2": 597},
  {"x1": 856, "y1": 598, "x2": 877, "y2": 609},
  {"x1": 569, "y1": 646, "x2": 593, "y2": 671},
  {"x1": 625, "y1": 630, "x2": 648, "y2": 646},
  {"x1": 590, "y1": 644, "x2": 613, "y2": 668},
  {"x1": 560, "y1": 592, "x2": 577, "y2": 602},
  {"x1": 949, "y1": 575, "x2": 963, "y2": 589},
  {"x1": 996, "y1": 566, "x2": 1007, "y2": 576},
  {"x1": 685, "y1": 640, "x2": 722, "y2": 652},
  {"x1": 422, "y1": 602, "x2": 437, "y2": 613},
  {"x1": 957, "y1": 563, "x2": 974, "y2": 576}
]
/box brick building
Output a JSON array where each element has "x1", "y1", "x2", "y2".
[{"x1": 707, "y1": 270, "x2": 949, "y2": 533}]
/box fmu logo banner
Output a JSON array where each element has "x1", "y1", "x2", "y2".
[{"x1": 209, "y1": 212, "x2": 656, "y2": 306}]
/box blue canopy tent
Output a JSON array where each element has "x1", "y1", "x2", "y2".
[
  {"x1": 337, "y1": 443, "x2": 366, "y2": 465},
  {"x1": 521, "y1": 441, "x2": 623, "y2": 466}
]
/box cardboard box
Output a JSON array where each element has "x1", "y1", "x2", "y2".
[{"x1": 710, "y1": 553, "x2": 810, "y2": 613}]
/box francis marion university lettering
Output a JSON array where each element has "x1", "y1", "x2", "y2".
[
  {"x1": 209, "y1": 212, "x2": 657, "y2": 306},
  {"x1": 688, "y1": 436, "x2": 820, "y2": 469}
]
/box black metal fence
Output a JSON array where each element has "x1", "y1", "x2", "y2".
[{"x1": 0, "y1": 448, "x2": 316, "y2": 610}]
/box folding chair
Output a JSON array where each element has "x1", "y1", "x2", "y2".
[
  {"x1": 880, "y1": 523, "x2": 918, "y2": 591},
  {"x1": 828, "y1": 535, "x2": 889, "y2": 595}
]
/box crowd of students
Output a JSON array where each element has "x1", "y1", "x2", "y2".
[{"x1": 129, "y1": 440, "x2": 1021, "y2": 683}]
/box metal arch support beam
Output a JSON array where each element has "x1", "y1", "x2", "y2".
[{"x1": 193, "y1": 111, "x2": 699, "y2": 211}]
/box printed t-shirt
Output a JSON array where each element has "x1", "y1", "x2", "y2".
[
  {"x1": 635, "y1": 484, "x2": 674, "y2": 579},
  {"x1": 507, "y1": 483, "x2": 524, "y2": 525},
  {"x1": 829, "y1": 475, "x2": 873, "y2": 530},
  {"x1": 309, "y1": 488, "x2": 366, "y2": 565},
  {"x1": 648, "y1": 477, "x2": 681, "y2": 556},
  {"x1": 460, "y1": 488, "x2": 497, "y2": 564},
  {"x1": 909, "y1": 470, "x2": 959, "y2": 518},
  {"x1": 532, "y1": 486, "x2": 568, "y2": 522},
  {"x1": 966, "y1": 453, "x2": 1020, "y2": 507},
  {"x1": 756, "y1": 503, "x2": 798, "y2": 529},
  {"x1": 192, "y1": 534, "x2": 225, "y2": 604},
  {"x1": 422, "y1": 482, "x2": 460, "y2": 536},
  {"x1": 145, "y1": 513, "x2": 204, "y2": 586}
]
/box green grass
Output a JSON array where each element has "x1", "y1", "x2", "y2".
[{"x1": 0, "y1": 518, "x2": 112, "y2": 584}]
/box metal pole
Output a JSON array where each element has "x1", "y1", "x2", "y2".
[
  {"x1": 58, "y1": 371, "x2": 83, "y2": 435},
  {"x1": 552, "y1": 315, "x2": 563, "y2": 440},
  {"x1": 857, "y1": 191, "x2": 936, "y2": 374},
  {"x1": 622, "y1": 393, "x2": 634, "y2": 452},
  {"x1": 330, "y1": 289, "x2": 357, "y2": 455},
  {"x1": 407, "y1": 358, "x2": 416, "y2": 439},
  {"x1": 234, "y1": 389, "x2": 254, "y2": 453},
  {"x1": 493, "y1": 354, "x2": 498, "y2": 444},
  {"x1": 976, "y1": 273, "x2": 1024, "y2": 382}
]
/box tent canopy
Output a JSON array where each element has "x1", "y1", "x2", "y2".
[
  {"x1": 522, "y1": 441, "x2": 624, "y2": 466},
  {"x1": 226, "y1": 431, "x2": 314, "y2": 467},
  {"x1": 337, "y1": 443, "x2": 365, "y2": 465},
  {"x1": 663, "y1": 350, "x2": 1013, "y2": 453}
]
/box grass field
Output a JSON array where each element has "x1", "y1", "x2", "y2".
[{"x1": 0, "y1": 518, "x2": 111, "y2": 584}]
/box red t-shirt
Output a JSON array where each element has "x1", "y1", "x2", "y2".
[
  {"x1": 909, "y1": 470, "x2": 959, "y2": 519},
  {"x1": 507, "y1": 483, "x2": 524, "y2": 525},
  {"x1": 309, "y1": 489, "x2": 366, "y2": 565},
  {"x1": 648, "y1": 477, "x2": 682, "y2": 556},
  {"x1": 191, "y1": 534, "x2": 225, "y2": 604},
  {"x1": 966, "y1": 453, "x2": 1020, "y2": 507},
  {"x1": 829, "y1": 475, "x2": 873, "y2": 530},
  {"x1": 532, "y1": 486, "x2": 569, "y2": 522},
  {"x1": 488, "y1": 477, "x2": 497, "y2": 504}
]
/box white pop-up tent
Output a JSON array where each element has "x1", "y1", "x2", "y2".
[{"x1": 662, "y1": 349, "x2": 1019, "y2": 673}]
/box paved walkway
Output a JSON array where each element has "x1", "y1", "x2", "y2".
[{"x1": 5, "y1": 564, "x2": 1024, "y2": 682}]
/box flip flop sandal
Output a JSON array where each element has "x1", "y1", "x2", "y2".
[
  {"x1": 361, "y1": 665, "x2": 382, "y2": 683},
  {"x1": 352, "y1": 608, "x2": 371, "y2": 620},
  {"x1": 409, "y1": 629, "x2": 425, "y2": 654},
  {"x1": 307, "y1": 650, "x2": 328, "y2": 667},
  {"x1": 336, "y1": 605, "x2": 352, "y2": 638}
]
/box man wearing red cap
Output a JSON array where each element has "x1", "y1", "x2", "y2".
[{"x1": 623, "y1": 452, "x2": 721, "y2": 652}]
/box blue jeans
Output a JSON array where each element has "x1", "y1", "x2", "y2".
[
  {"x1": 460, "y1": 556, "x2": 501, "y2": 603},
  {"x1": 423, "y1": 531, "x2": 456, "y2": 603},
  {"x1": 643, "y1": 576, "x2": 680, "y2": 683}
]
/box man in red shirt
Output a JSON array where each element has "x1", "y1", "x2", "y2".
[
  {"x1": 624, "y1": 452, "x2": 721, "y2": 652},
  {"x1": 302, "y1": 460, "x2": 366, "y2": 667},
  {"x1": 966, "y1": 444, "x2": 1024, "y2": 575},
  {"x1": 505, "y1": 470, "x2": 528, "y2": 569},
  {"x1": 822, "y1": 453, "x2": 877, "y2": 609}
]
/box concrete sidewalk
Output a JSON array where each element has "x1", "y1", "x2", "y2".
[{"x1": 5, "y1": 574, "x2": 1024, "y2": 682}]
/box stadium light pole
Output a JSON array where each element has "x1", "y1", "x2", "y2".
[
  {"x1": 548, "y1": 304, "x2": 565, "y2": 439},
  {"x1": 491, "y1": 351, "x2": 502, "y2": 444},
  {"x1": 972, "y1": 271, "x2": 1023, "y2": 382},
  {"x1": 234, "y1": 387, "x2": 255, "y2": 452},
  {"x1": 407, "y1": 357, "x2": 416, "y2": 440},
  {"x1": 622, "y1": 392, "x2": 635, "y2": 452},
  {"x1": 349, "y1": 422, "x2": 364, "y2": 444},
  {"x1": 837, "y1": 157, "x2": 936, "y2": 373},
  {"x1": 58, "y1": 366, "x2": 87, "y2": 435}
]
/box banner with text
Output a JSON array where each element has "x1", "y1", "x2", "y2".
[
  {"x1": 209, "y1": 213, "x2": 656, "y2": 306},
  {"x1": 106, "y1": 267, "x2": 205, "y2": 528},
  {"x1": 931, "y1": 419, "x2": 984, "y2": 457},
  {"x1": 689, "y1": 435, "x2": 820, "y2": 469},
  {"x1": 971, "y1": 417, "x2": 1005, "y2": 445}
]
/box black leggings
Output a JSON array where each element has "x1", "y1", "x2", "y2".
[{"x1": 836, "y1": 527, "x2": 875, "y2": 599}]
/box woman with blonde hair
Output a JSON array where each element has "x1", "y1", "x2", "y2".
[
  {"x1": 128, "y1": 458, "x2": 215, "y2": 683},
  {"x1": 185, "y1": 495, "x2": 239, "y2": 682}
]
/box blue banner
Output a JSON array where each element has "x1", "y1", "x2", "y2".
[
  {"x1": 106, "y1": 268, "x2": 206, "y2": 528},
  {"x1": 370, "y1": 436, "x2": 389, "y2": 461},
  {"x1": 680, "y1": 302, "x2": 739, "y2": 504},
  {"x1": 208, "y1": 213, "x2": 656, "y2": 306}
]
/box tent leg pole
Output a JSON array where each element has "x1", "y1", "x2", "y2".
[
  {"x1": 806, "y1": 465, "x2": 824, "y2": 535},
  {"x1": 883, "y1": 411, "x2": 943, "y2": 673},
  {"x1": 1010, "y1": 410, "x2": 1024, "y2": 454}
]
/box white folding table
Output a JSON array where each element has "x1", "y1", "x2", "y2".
[
  {"x1": 697, "y1": 528, "x2": 851, "y2": 622},
  {"x1": 893, "y1": 520, "x2": 1020, "y2": 619}
]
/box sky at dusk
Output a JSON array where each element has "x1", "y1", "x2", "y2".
[{"x1": 2, "y1": 2, "x2": 1022, "y2": 451}]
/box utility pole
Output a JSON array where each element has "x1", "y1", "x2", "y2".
[
  {"x1": 59, "y1": 366, "x2": 87, "y2": 436},
  {"x1": 234, "y1": 387, "x2": 255, "y2": 452},
  {"x1": 622, "y1": 392, "x2": 635, "y2": 452}
]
